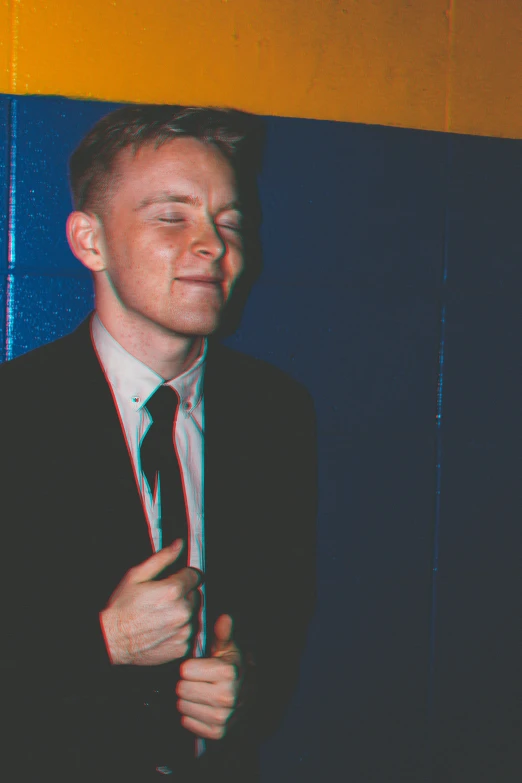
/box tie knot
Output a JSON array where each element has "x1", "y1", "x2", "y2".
[{"x1": 145, "y1": 385, "x2": 179, "y2": 426}]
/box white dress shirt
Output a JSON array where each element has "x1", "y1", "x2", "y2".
[{"x1": 91, "y1": 314, "x2": 207, "y2": 660}]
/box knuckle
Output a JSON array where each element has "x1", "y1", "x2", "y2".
[
  {"x1": 227, "y1": 666, "x2": 237, "y2": 680},
  {"x1": 177, "y1": 605, "x2": 191, "y2": 626},
  {"x1": 221, "y1": 664, "x2": 236, "y2": 681},
  {"x1": 178, "y1": 641, "x2": 190, "y2": 658},
  {"x1": 217, "y1": 708, "x2": 230, "y2": 724},
  {"x1": 167, "y1": 583, "x2": 181, "y2": 601},
  {"x1": 220, "y1": 690, "x2": 236, "y2": 709},
  {"x1": 211, "y1": 725, "x2": 225, "y2": 740},
  {"x1": 178, "y1": 624, "x2": 191, "y2": 643},
  {"x1": 183, "y1": 601, "x2": 195, "y2": 623}
]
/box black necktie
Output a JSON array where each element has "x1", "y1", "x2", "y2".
[{"x1": 140, "y1": 385, "x2": 188, "y2": 567}]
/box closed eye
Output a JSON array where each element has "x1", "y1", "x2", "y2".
[{"x1": 217, "y1": 222, "x2": 241, "y2": 233}]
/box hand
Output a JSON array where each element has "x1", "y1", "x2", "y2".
[
  {"x1": 176, "y1": 614, "x2": 243, "y2": 740},
  {"x1": 100, "y1": 540, "x2": 202, "y2": 666}
]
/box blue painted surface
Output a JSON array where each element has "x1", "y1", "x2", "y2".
[
  {"x1": 0, "y1": 274, "x2": 6, "y2": 351},
  {"x1": 0, "y1": 97, "x2": 9, "y2": 353},
  {"x1": 432, "y1": 135, "x2": 522, "y2": 783},
  {"x1": 8, "y1": 274, "x2": 94, "y2": 357},
  {"x1": 0, "y1": 95, "x2": 521, "y2": 781},
  {"x1": 237, "y1": 116, "x2": 448, "y2": 781},
  {"x1": 0, "y1": 98, "x2": 9, "y2": 271},
  {"x1": 14, "y1": 96, "x2": 120, "y2": 276}
]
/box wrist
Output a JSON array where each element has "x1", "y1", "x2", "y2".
[{"x1": 99, "y1": 608, "x2": 128, "y2": 665}]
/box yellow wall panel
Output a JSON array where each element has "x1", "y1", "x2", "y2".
[
  {"x1": 3, "y1": 0, "x2": 522, "y2": 139},
  {"x1": 449, "y1": 0, "x2": 522, "y2": 138},
  {"x1": 12, "y1": 0, "x2": 450, "y2": 129},
  {"x1": 228, "y1": 0, "x2": 450, "y2": 130},
  {"x1": 0, "y1": 0, "x2": 13, "y2": 94},
  {"x1": 12, "y1": 0, "x2": 237, "y2": 103}
]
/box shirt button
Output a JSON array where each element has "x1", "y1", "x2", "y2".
[
  {"x1": 132, "y1": 395, "x2": 140, "y2": 404},
  {"x1": 184, "y1": 401, "x2": 191, "y2": 410}
]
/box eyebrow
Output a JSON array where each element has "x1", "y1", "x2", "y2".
[{"x1": 135, "y1": 192, "x2": 242, "y2": 213}]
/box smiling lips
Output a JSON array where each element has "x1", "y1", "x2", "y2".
[{"x1": 176, "y1": 275, "x2": 223, "y2": 285}]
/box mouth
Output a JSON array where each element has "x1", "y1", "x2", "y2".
[{"x1": 175, "y1": 276, "x2": 224, "y2": 286}]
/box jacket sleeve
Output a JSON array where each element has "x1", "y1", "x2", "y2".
[{"x1": 0, "y1": 357, "x2": 114, "y2": 780}]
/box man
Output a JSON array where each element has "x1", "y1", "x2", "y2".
[{"x1": 0, "y1": 105, "x2": 316, "y2": 782}]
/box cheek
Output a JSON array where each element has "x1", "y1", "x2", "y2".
[
  {"x1": 116, "y1": 244, "x2": 170, "y2": 286},
  {"x1": 227, "y1": 247, "x2": 245, "y2": 279}
]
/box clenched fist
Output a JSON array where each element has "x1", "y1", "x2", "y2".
[
  {"x1": 177, "y1": 614, "x2": 244, "y2": 740},
  {"x1": 100, "y1": 539, "x2": 202, "y2": 666}
]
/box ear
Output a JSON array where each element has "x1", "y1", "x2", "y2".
[{"x1": 66, "y1": 211, "x2": 106, "y2": 273}]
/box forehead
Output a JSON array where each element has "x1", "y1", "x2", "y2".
[{"x1": 111, "y1": 137, "x2": 237, "y2": 198}]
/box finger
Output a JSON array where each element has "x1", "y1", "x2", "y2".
[
  {"x1": 177, "y1": 680, "x2": 214, "y2": 706},
  {"x1": 180, "y1": 715, "x2": 226, "y2": 741},
  {"x1": 177, "y1": 699, "x2": 231, "y2": 727},
  {"x1": 212, "y1": 614, "x2": 233, "y2": 657},
  {"x1": 127, "y1": 539, "x2": 184, "y2": 584},
  {"x1": 180, "y1": 658, "x2": 237, "y2": 683},
  {"x1": 167, "y1": 566, "x2": 203, "y2": 596},
  {"x1": 177, "y1": 679, "x2": 238, "y2": 708}
]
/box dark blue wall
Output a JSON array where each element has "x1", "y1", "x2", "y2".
[{"x1": 1, "y1": 96, "x2": 521, "y2": 782}]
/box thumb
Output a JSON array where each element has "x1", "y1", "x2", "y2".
[
  {"x1": 212, "y1": 614, "x2": 234, "y2": 657},
  {"x1": 128, "y1": 539, "x2": 184, "y2": 583}
]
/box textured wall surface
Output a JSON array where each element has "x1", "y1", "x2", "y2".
[
  {"x1": 1, "y1": 95, "x2": 521, "y2": 781},
  {"x1": 0, "y1": 0, "x2": 521, "y2": 138}
]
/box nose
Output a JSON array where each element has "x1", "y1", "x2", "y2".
[{"x1": 191, "y1": 220, "x2": 225, "y2": 261}]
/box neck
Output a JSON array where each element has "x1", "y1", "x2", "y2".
[{"x1": 95, "y1": 307, "x2": 203, "y2": 380}]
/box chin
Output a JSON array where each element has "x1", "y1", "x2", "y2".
[{"x1": 164, "y1": 314, "x2": 223, "y2": 338}]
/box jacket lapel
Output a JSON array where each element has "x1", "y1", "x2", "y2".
[{"x1": 58, "y1": 316, "x2": 153, "y2": 601}]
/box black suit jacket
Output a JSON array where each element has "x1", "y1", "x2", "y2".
[{"x1": 0, "y1": 315, "x2": 316, "y2": 782}]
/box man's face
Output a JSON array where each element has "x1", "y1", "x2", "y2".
[{"x1": 97, "y1": 137, "x2": 244, "y2": 338}]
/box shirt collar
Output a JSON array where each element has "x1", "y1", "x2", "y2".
[{"x1": 91, "y1": 313, "x2": 206, "y2": 415}]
